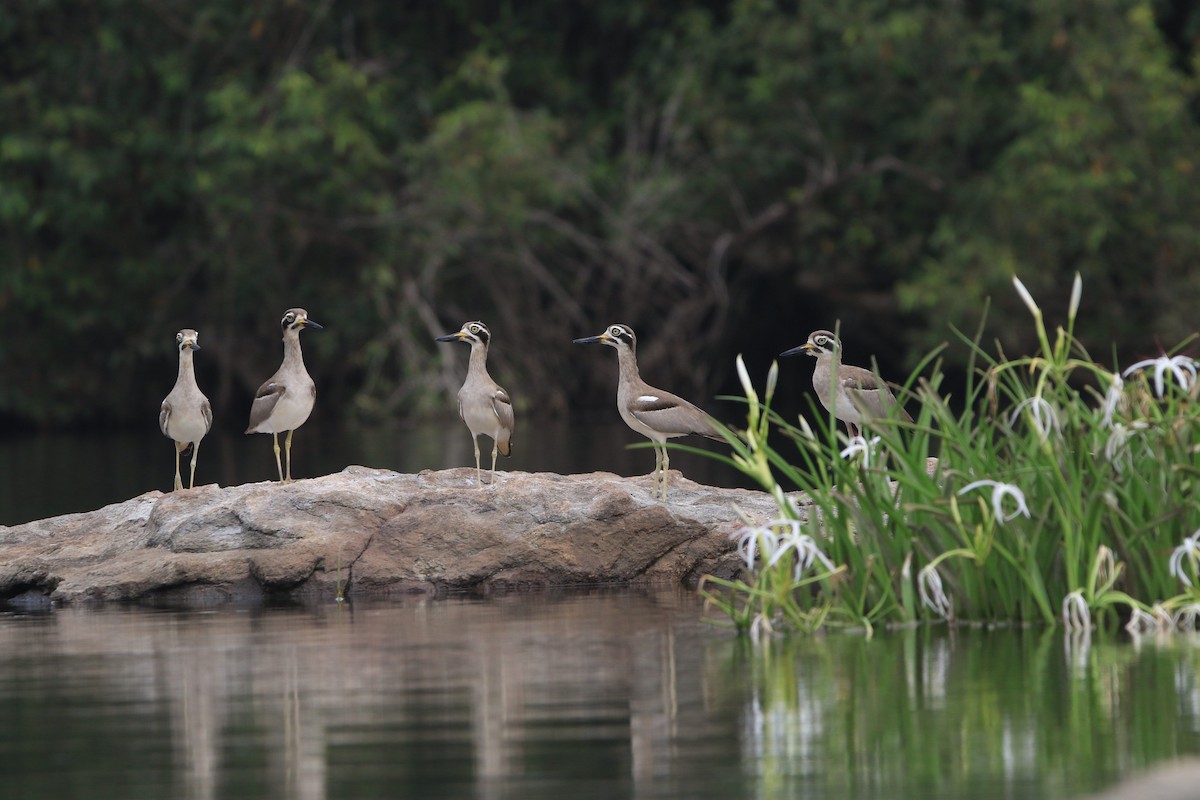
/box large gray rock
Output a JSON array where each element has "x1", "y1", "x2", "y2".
[{"x1": 0, "y1": 466, "x2": 793, "y2": 605}]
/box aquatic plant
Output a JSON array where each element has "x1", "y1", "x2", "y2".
[{"x1": 699, "y1": 275, "x2": 1200, "y2": 635}]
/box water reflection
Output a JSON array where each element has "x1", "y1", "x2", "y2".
[{"x1": 1, "y1": 591, "x2": 1200, "y2": 799}]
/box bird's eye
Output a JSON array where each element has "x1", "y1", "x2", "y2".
[
  {"x1": 283, "y1": 312, "x2": 296, "y2": 325},
  {"x1": 176, "y1": 333, "x2": 183, "y2": 344},
  {"x1": 610, "y1": 326, "x2": 623, "y2": 336},
  {"x1": 469, "y1": 324, "x2": 481, "y2": 334},
  {"x1": 817, "y1": 336, "x2": 829, "y2": 346}
]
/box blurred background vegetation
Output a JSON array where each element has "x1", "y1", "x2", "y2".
[{"x1": 2, "y1": 0, "x2": 1199, "y2": 433}]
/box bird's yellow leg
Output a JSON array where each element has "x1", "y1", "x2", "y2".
[
  {"x1": 660, "y1": 444, "x2": 671, "y2": 501},
  {"x1": 651, "y1": 445, "x2": 663, "y2": 500},
  {"x1": 473, "y1": 436, "x2": 482, "y2": 488},
  {"x1": 188, "y1": 440, "x2": 201, "y2": 490},
  {"x1": 490, "y1": 441, "x2": 499, "y2": 486},
  {"x1": 272, "y1": 432, "x2": 284, "y2": 482},
  {"x1": 284, "y1": 429, "x2": 295, "y2": 482},
  {"x1": 173, "y1": 442, "x2": 184, "y2": 492}
]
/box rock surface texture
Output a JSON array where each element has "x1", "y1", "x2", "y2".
[{"x1": 0, "y1": 467, "x2": 791, "y2": 605}]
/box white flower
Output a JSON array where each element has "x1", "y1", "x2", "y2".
[
  {"x1": 1122, "y1": 354, "x2": 1198, "y2": 398},
  {"x1": 1125, "y1": 607, "x2": 1160, "y2": 635},
  {"x1": 764, "y1": 520, "x2": 837, "y2": 581},
  {"x1": 918, "y1": 563, "x2": 953, "y2": 620},
  {"x1": 734, "y1": 523, "x2": 778, "y2": 573},
  {"x1": 1007, "y1": 396, "x2": 1061, "y2": 441},
  {"x1": 1103, "y1": 421, "x2": 1149, "y2": 472},
  {"x1": 1173, "y1": 605, "x2": 1200, "y2": 631},
  {"x1": 1168, "y1": 529, "x2": 1200, "y2": 588},
  {"x1": 958, "y1": 479, "x2": 1031, "y2": 523},
  {"x1": 839, "y1": 435, "x2": 881, "y2": 468},
  {"x1": 1012, "y1": 276, "x2": 1041, "y2": 318},
  {"x1": 1068, "y1": 272, "x2": 1082, "y2": 322},
  {"x1": 1099, "y1": 372, "x2": 1124, "y2": 428},
  {"x1": 733, "y1": 519, "x2": 835, "y2": 581},
  {"x1": 1061, "y1": 591, "x2": 1090, "y2": 631}
]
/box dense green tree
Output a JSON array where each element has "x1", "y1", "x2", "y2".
[{"x1": 1, "y1": 0, "x2": 1197, "y2": 429}]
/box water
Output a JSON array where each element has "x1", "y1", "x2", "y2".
[
  {"x1": 5, "y1": 431, "x2": 1200, "y2": 798},
  {"x1": 0, "y1": 590, "x2": 1198, "y2": 800},
  {"x1": 0, "y1": 420, "x2": 744, "y2": 527}
]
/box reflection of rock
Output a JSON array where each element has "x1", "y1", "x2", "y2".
[{"x1": 0, "y1": 466, "x2": 790, "y2": 604}]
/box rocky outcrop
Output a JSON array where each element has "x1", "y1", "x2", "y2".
[{"x1": 0, "y1": 466, "x2": 793, "y2": 605}]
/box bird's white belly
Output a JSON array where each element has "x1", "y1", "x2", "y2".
[
  {"x1": 258, "y1": 391, "x2": 315, "y2": 433},
  {"x1": 617, "y1": 402, "x2": 669, "y2": 443},
  {"x1": 167, "y1": 415, "x2": 208, "y2": 446},
  {"x1": 460, "y1": 401, "x2": 501, "y2": 440},
  {"x1": 825, "y1": 393, "x2": 865, "y2": 424}
]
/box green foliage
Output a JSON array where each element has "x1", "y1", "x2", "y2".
[
  {"x1": 702, "y1": 276, "x2": 1200, "y2": 634},
  {"x1": 1, "y1": 0, "x2": 1199, "y2": 428}
]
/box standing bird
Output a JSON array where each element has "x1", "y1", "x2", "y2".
[
  {"x1": 245, "y1": 308, "x2": 322, "y2": 482},
  {"x1": 573, "y1": 323, "x2": 721, "y2": 500},
  {"x1": 435, "y1": 321, "x2": 515, "y2": 487},
  {"x1": 160, "y1": 329, "x2": 213, "y2": 491},
  {"x1": 780, "y1": 329, "x2": 911, "y2": 438}
]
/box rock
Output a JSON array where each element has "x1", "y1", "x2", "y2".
[{"x1": 0, "y1": 466, "x2": 794, "y2": 605}]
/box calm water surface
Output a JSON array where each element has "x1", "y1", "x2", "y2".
[
  {"x1": 4, "y1": 432, "x2": 1200, "y2": 798},
  {"x1": 1, "y1": 589, "x2": 1199, "y2": 800}
]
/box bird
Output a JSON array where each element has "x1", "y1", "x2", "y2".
[
  {"x1": 573, "y1": 323, "x2": 722, "y2": 500},
  {"x1": 780, "y1": 329, "x2": 911, "y2": 438},
  {"x1": 245, "y1": 308, "x2": 322, "y2": 482},
  {"x1": 159, "y1": 328, "x2": 213, "y2": 491},
  {"x1": 435, "y1": 321, "x2": 515, "y2": 487}
]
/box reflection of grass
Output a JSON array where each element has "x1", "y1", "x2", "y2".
[
  {"x1": 698, "y1": 276, "x2": 1200, "y2": 634},
  {"x1": 716, "y1": 627, "x2": 1200, "y2": 797}
]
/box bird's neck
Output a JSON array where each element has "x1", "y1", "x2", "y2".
[
  {"x1": 467, "y1": 342, "x2": 490, "y2": 377},
  {"x1": 177, "y1": 348, "x2": 198, "y2": 386},
  {"x1": 281, "y1": 330, "x2": 305, "y2": 369},
  {"x1": 615, "y1": 346, "x2": 641, "y2": 387},
  {"x1": 818, "y1": 351, "x2": 841, "y2": 368}
]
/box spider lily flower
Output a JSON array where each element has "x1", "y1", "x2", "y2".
[
  {"x1": 1126, "y1": 604, "x2": 1176, "y2": 635},
  {"x1": 839, "y1": 435, "x2": 881, "y2": 467},
  {"x1": 1173, "y1": 604, "x2": 1200, "y2": 631},
  {"x1": 1122, "y1": 354, "x2": 1198, "y2": 398},
  {"x1": 958, "y1": 480, "x2": 1031, "y2": 523},
  {"x1": 1168, "y1": 529, "x2": 1200, "y2": 588},
  {"x1": 734, "y1": 523, "x2": 779, "y2": 573},
  {"x1": 1095, "y1": 545, "x2": 1118, "y2": 589},
  {"x1": 1103, "y1": 421, "x2": 1149, "y2": 472},
  {"x1": 1012, "y1": 276, "x2": 1041, "y2": 318},
  {"x1": 735, "y1": 519, "x2": 836, "y2": 581},
  {"x1": 1099, "y1": 372, "x2": 1124, "y2": 428},
  {"x1": 764, "y1": 520, "x2": 837, "y2": 581},
  {"x1": 918, "y1": 563, "x2": 953, "y2": 620},
  {"x1": 1007, "y1": 396, "x2": 1061, "y2": 441},
  {"x1": 1061, "y1": 591, "x2": 1090, "y2": 631},
  {"x1": 1067, "y1": 272, "x2": 1082, "y2": 324}
]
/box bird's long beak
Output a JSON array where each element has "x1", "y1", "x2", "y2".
[
  {"x1": 779, "y1": 342, "x2": 814, "y2": 358},
  {"x1": 302, "y1": 319, "x2": 323, "y2": 330},
  {"x1": 186, "y1": 341, "x2": 201, "y2": 351},
  {"x1": 435, "y1": 331, "x2": 465, "y2": 342},
  {"x1": 573, "y1": 332, "x2": 610, "y2": 345}
]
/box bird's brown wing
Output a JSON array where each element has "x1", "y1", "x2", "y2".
[
  {"x1": 245, "y1": 381, "x2": 285, "y2": 433},
  {"x1": 492, "y1": 387, "x2": 515, "y2": 456},
  {"x1": 840, "y1": 369, "x2": 910, "y2": 421},
  {"x1": 159, "y1": 400, "x2": 172, "y2": 437},
  {"x1": 201, "y1": 396, "x2": 214, "y2": 435},
  {"x1": 630, "y1": 391, "x2": 721, "y2": 440}
]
